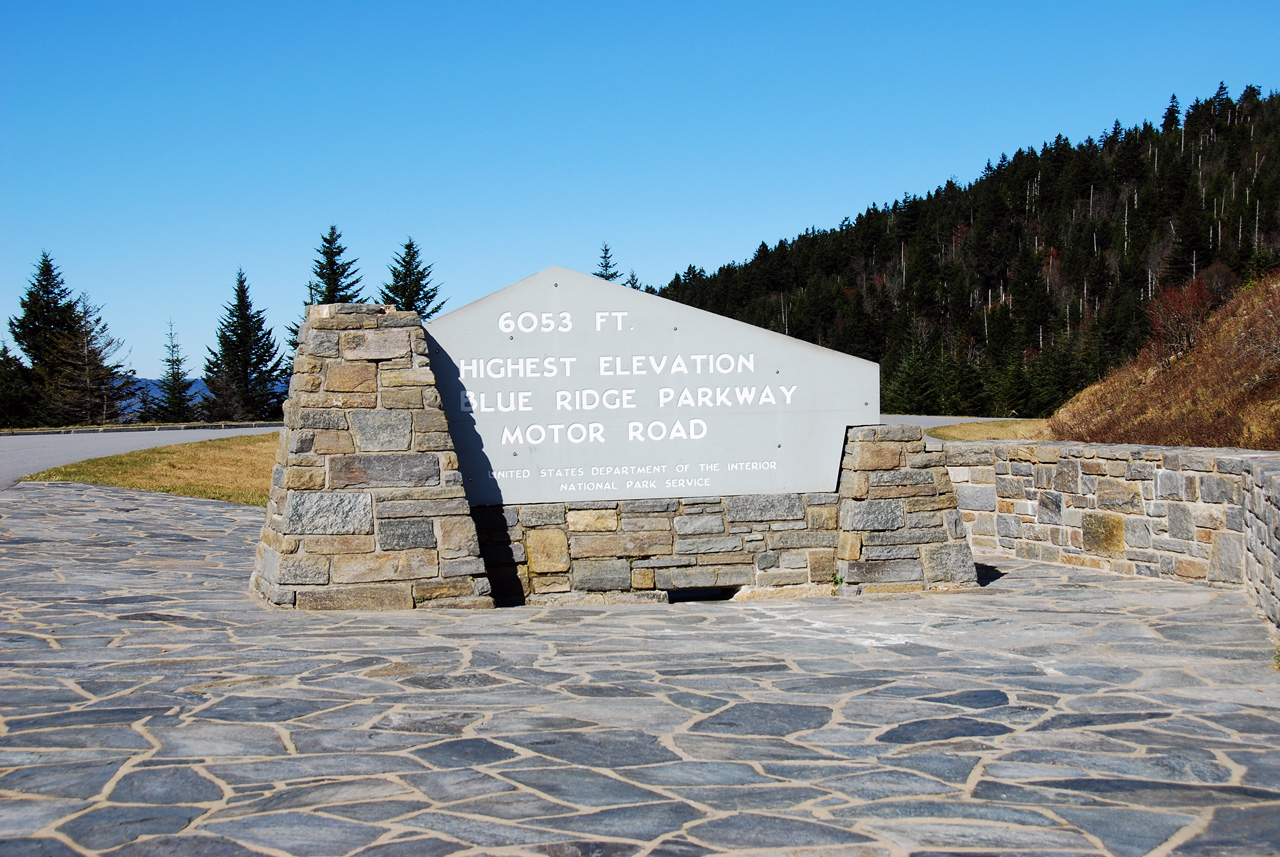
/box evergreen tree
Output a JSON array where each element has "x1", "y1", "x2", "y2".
[
  {"x1": 148, "y1": 321, "x2": 198, "y2": 423},
  {"x1": 595, "y1": 242, "x2": 620, "y2": 281},
  {"x1": 309, "y1": 225, "x2": 363, "y2": 304},
  {"x1": 9, "y1": 252, "x2": 79, "y2": 378},
  {"x1": 0, "y1": 343, "x2": 36, "y2": 428},
  {"x1": 623, "y1": 270, "x2": 642, "y2": 290},
  {"x1": 379, "y1": 237, "x2": 446, "y2": 319},
  {"x1": 39, "y1": 295, "x2": 138, "y2": 426},
  {"x1": 1161, "y1": 95, "x2": 1180, "y2": 134},
  {"x1": 204, "y1": 269, "x2": 286, "y2": 421}
]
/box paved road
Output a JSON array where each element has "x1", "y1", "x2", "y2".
[
  {"x1": 2, "y1": 481, "x2": 1278, "y2": 856},
  {"x1": 0, "y1": 426, "x2": 281, "y2": 488}
]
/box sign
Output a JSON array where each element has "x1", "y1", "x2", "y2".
[{"x1": 425, "y1": 266, "x2": 879, "y2": 505}]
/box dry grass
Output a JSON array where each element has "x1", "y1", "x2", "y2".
[
  {"x1": 23, "y1": 432, "x2": 279, "y2": 507},
  {"x1": 1050, "y1": 273, "x2": 1280, "y2": 450},
  {"x1": 926, "y1": 419, "x2": 1051, "y2": 442}
]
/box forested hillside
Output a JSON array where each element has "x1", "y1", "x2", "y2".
[{"x1": 660, "y1": 84, "x2": 1280, "y2": 417}]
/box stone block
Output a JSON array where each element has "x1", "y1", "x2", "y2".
[
  {"x1": 843, "y1": 443, "x2": 903, "y2": 471},
  {"x1": 1037, "y1": 490, "x2": 1063, "y2": 525},
  {"x1": 297, "y1": 391, "x2": 378, "y2": 410},
  {"x1": 379, "y1": 367, "x2": 437, "y2": 387},
  {"x1": 440, "y1": 557, "x2": 486, "y2": 578},
  {"x1": 377, "y1": 498, "x2": 471, "y2": 518},
  {"x1": 296, "y1": 583, "x2": 413, "y2": 610},
  {"x1": 766, "y1": 531, "x2": 839, "y2": 549},
  {"x1": 620, "y1": 515, "x2": 671, "y2": 532},
  {"x1": 654, "y1": 565, "x2": 752, "y2": 589},
  {"x1": 674, "y1": 514, "x2": 725, "y2": 535},
  {"x1": 804, "y1": 504, "x2": 838, "y2": 530},
  {"x1": 1209, "y1": 532, "x2": 1245, "y2": 583},
  {"x1": 567, "y1": 509, "x2": 619, "y2": 532},
  {"x1": 303, "y1": 535, "x2": 375, "y2": 554},
  {"x1": 285, "y1": 467, "x2": 327, "y2": 490},
  {"x1": 329, "y1": 454, "x2": 440, "y2": 489},
  {"x1": 526, "y1": 528, "x2": 570, "y2": 573},
  {"x1": 839, "y1": 559, "x2": 924, "y2": 584},
  {"x1": 808, "y1": 549, "x2": 836, "y2": 582},
  {"x1": 838, "y1": 471, "x2": 870, "y2": 499},
  {"x1": 520, "y1": 504, "x2": 566, "y2": 526},
  {"x1": 956, "y1": 484, "x2": 996, "y2": 512},
  {"x1": 863, "y1": 546, "x2": 919, "y2": 560},
  {"x1": 921, "y1": 541, "x2": 976, "y2": 585},
  {"x1": 348, "y1": 410, "x2": 412, "y2": 452},
  {"x1": 412, "y1": 409, "x2": 451, "y2": 432},
  {"x1": 723, "y1": 494, "x2": 805, "y2": 521},
  {"x1": 1174, "y1": 558, "x2": 1208, "y2": 579},
  {"x1": 631, "y1": 566, "x2": 655, "y2": 589},
  {"x1": 996, "y1": 514, "x2": 1022, "y2": 539},
  {"x1": 436, "y1": 516, "x2": 480, "y2": 558},
  {"x1": 299, "y1": 409, "x2": 348, "y2": 430},
  {"x1": 946, "y1": 446, "x2": 995, "y2": 466},
  {"x1": 1082, "y1": 510, "x2": 1126, "y2": 559},
  {"x1": 333, "y1": 553, "x2": 418, "y2": 584},
  {"x1": 283, "y1": 492, "x2": 374, "y2": 535},
  {"x1": 381, "y1": 388, "x2": 425, "y2": 409},
  {"x1": 377, "y1": 518, "x2": 437, "y2": 551},
  {"x1": 1168, "y1": 505, "x2": 1196, "y2": 540},
  {"x1": 1123, "y1": 517, "x2": 1153, "y2": 549},
  {"x1": 1096, "y1": 479, "x2": 1144, "y2": 514},
  {"x1": 569, "y1": 531, "x2": 672, "y2": 558},
  {"x1": 861, "y1": 528, "x2": 948, "y2": 546},
  {"x1": 308, "y1": 330, "x2": 340, "y2": 357},
  {"x1": 620, "y1": 498, "x2": 679, "y2": 513},
  {"x1": 572, "y1": 559, "x2": 632, "y2": 591},
  {"x1": 839, "y1": 499, "x2": 905, "y2": 531},
  {"x1": 675, "y1": 536, "x2": 742, "y2": 554},
  {"x1": 875, "y1": 425, "x2": 923, "y2": 442},
  {"x1": 1200, "y1": 474, "x2": 1239, "y2": 504},
  {"x1": 754, "y1": 569, "x2": 810, "y2": 586},
  {"x1": 277, "y1": 555, "x2": 330, "y2": 585},
  {"x1": 339, "y1": 329, "x2": 410, "y2": 361},
  {"x1": 413, "y1": 579, "x2": 477, "y2": 602},
  {"x1": 324, "y1": 362, "x2": 376, "y2": 393}
]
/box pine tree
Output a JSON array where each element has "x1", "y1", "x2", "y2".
[
  {"x1": 0, "y1": 343, "x2": 36, "y2": 428},
  {"x1": 379, "y1": 237, "x2": 446, "y2": 319},
  {"x1": 309, "y1": 225, "x2": 363, "y2": 304},
  {"x1": 1161, "y1": 94, "x2": 1181, "y2": 134},
  {"x1": 623, "y1": 270, "x2": 642, "y2": 290},
  {"x1": 204, "y1": 269, "x2": 286, "y2": 421},
  {"x1": 9, "y1": 252, "x2": 79, "y2": 378},
  {"x1": 148, "y1": 321, "x2": 198, "y2": 423},
  {"x1": 595, "y1": 242, "x2": 620, "y2": 281},
  {"x1": 40, "y1": 296, "x2": 138, "y2": 426}
]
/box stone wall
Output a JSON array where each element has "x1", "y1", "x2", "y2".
[
  {"x1": 251, "y1": 304, "x2": 492, "y2": 610},
  {"x1": 945, "y1": 440, "x2": 1280, "y2": 630},
  {"x1": 475, "y1": 425, "x2": 976, "y2": 605}
]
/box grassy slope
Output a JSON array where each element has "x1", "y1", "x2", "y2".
[
  {"x1": 1049, "y1": 274, "x2": 1280, "y2": 449},
  {"x1": 23, "y1": 432, "x2": 279, "y2": 507}
]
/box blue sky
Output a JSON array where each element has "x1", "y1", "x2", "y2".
[{"x1": 3, "y1": 1, "x2": 1279, "y2": 377}]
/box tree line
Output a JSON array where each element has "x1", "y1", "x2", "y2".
[
  {"x1": 1, "y1": 229, "x2": 446, "y2": 428},
  {"x1": 659, "y1": 83, "x2": 1280, "y2": 417}
]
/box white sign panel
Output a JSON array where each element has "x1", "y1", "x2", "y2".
[{"x1": 425, "y1": 266, "x2": 879, "y2": 505}]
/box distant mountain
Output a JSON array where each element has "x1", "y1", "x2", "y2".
[{"x1": 660, "y1": 83, "x2": 1280, "y2": 418}]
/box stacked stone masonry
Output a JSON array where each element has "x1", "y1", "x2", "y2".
[
  {"x1": 251, "y1": 304, "x2": 492, "y2": 610},
  {"x1": 946, "y1": 440, "x2": 1280, "y2": 630},
  {"x1": 476, "y1": 425, "x2": 977, "y2": 605}
]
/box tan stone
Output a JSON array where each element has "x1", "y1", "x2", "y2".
[
  {"x1": 293, "y1": 355, "x2": 323, "y2": 374},
  {"x1": 1175, "y1": 558, "x2": 1208, "y2": 579},
  {"x1": 837, "y1": 531, "x2": 862, "y2": 561},
  {"x1": 844, "y1": 443, "x2": 903, "y2": 471},
  {"x1": 296, "y1": 391, "x2": 377, "y2": 409},
  {"x1": 1082, "y1": 510, "x2": 1126, "y2": 558},
  {"x1": 631, "y1": 567, "x2": 655, "y2": 589},
  {"x1": 284, "y1": 467, "x2": 327, "y2": 490},
  {"x1": 324, "y1": 362, "x2": 376, "y2": 392},
  {"x1": 296, "y1": 583, "x2": 413, "y2": 610},
  {"x1": 414, "y1": 432, "x2": 454, "y2": 452},
  {"x1": 380, "y1": 388, "x2": 424, "y2": 409},
  {"x1": 302, "y1": 535, "x2": 375, "y2": 554},
  {"x1": 436, "y1": 516, "x2": 480, "y2": 559},
  {"x1": 569, "y1": 531, "x2": 673, "y2": 558},
  {"x1": 438, "y1": 451, "x2": 458, "y2": 471},
  {"x1": 290, "y1": 374, "x2": 322, "y2": 393},
  {"x1": 413, "y1": 409, "x2": 451, "y2": 432},
  {"x1": 694, "y1": 552, "x2": 754, "y2": 565},
  {"x1": 312, "y1": 431, "x2": 355, "y2": 455},
  {"x1": 862, "y1": 582, "x2": 926, "y2": 593},
  {"x1": 380, "y1": 367, "x2": 437, "y2": 387},
  {"x1": 260, "y1": 527, "x2": 299, "y2": 555},
  {"x1": 806, "y1": 505, "x2": 839, "y2": 530},
  {"x1": 838, "y1": 471, "x2": 870, "y2": 499},
  {"x1": 331, "y1": 553, "x2": 402, "y2": 583},
  {"x1": 904, "y1": 494, "x2": 958, "y2": 512},
  {"x1": 413, "y1": 578, "x2": 475, "y2": 601},
  {"x1": 1061, "y1": 552, "x2": 1107, "y2": 570},
  {"x1": 529, "y1": 573, "x2": 571, "y2": 593},
  {"x1": 526, "y1": 528, "x2": 571, "y2": 573},
  {"x1": 620, "y1": 515, "x2": 671, "y2": 532},
  {"x1": 567, "y1": 509, "x2": 619, "y2": 532},
  {"x1": 340, "y1": 329, "x2": 410, "y2": 361},
  {"x1": 808, "y1": 548, "x2": 836, "y2": 582},
  {"x1": 754, "y1": 569, "x2": 810, "y2": 586}
]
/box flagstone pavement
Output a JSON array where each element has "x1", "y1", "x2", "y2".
[{"x1": 1, "y1": 482, "x2": 1278, "y2": 857}]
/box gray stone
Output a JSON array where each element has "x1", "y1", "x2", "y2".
[
  {"x1": 1209, "y1": 532, "x2": 1245, "y2": 582},
  {"x1": 921, "y1": 540, "x2": 976, "y2": 584},
  {"x1": 519, "y1": 504, "x2": 566, "y2": 526},
  {"x1": 378, "y1": 518, "x2": 437, "y2": 550},
  {"x1": 283, "y1": 492, "x2": 374, "y2": 534},
  {"x1": 1168, "y1": 504, "x2": 1196, "y2": 540},
  {"x1": 278, "y1": 555, "x2": 330, "y2": 585},
  {"x1": 348, "y1": 411, "x2": 412, "y2": 452},
  {"x1": 996, "y1": 513, "x2": 1023, "y2": 539},
  {"x1": 440, "y1": 557, "x2": 486, "y2": 578},
  {"x1": 308, "y1": 330, "x2": 341, "y2": 357},
  {"x1": 573, "y1": 559, "x2": 632, "y2": 591},
  {"x1": 1200, "y1": 474, "x2": 1239, "y2": 504},
  {"x1": 956, "y1": 484, "x2": 996, "y2": 512},
  {"x1": 1037, "y1": 490, "x2": 1063, "y2": 525},
  {"x1": 674, "y1": 515, "x2": 725, "y2": 535},
  {"x1": 723, "y1": 494, "x2": 804, "y2": 521},
  {"x1": 839, "y1": 499, "x2": 905, "y2": 531},
  {"x1": 1096, "y1": 478, "x2": 1144, "y2": 514},
  {"x1": 329, "y1": 454, "x2": 440, "y2": 489},
  {"x1": 299, "y1": 408, "x2": 347, "y2": 430},
  {"x1": 1124, "y1": 517, "x2": 1153, "y2": 549},
  {"x1": 839, "y1": 559, "x2": 923, "y2": 583},
  {"x1": 620, "y1": 498, "x2": 680, "y2": 513},
  {"x1": 675, "y1": 536, "x2": 743, "y2": 554}
]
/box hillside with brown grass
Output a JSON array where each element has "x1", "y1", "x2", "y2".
[{"x1": 1049, "y1": 273, "x2": 1280, "y2": 450}]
